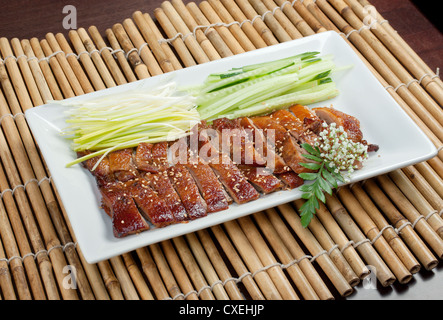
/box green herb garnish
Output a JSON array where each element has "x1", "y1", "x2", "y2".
[{"x1": 298, "y1": 122, "x2": 369, "y2": 227}]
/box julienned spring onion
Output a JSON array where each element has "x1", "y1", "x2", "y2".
[
  {"x1": 185, "y1": 51, "x2": 340, "y2": 121},
  {"x1": 61, "y1": 82, "x2": 200, "y2": 167}
]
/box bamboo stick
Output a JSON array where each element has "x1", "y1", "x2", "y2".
[
  {"x1": 346, "y1": 0, "x2": 443, "y2": 105},
  {"x1": 25, "y1": 38, "x2": 63, "y2": 100},
  {"x1": 9, "y1": 38, "x2": 44, "y2": 106},
  {"x1": 274, "y1": 0, "x2": 316, "y2": 36},
  {"x1": 227, "y1": 0, "x2": 279, "y2": 46},
  {"x1": 4, "y1": 35, "x2": 96, "y2": 300},
  {"x1": 0, "y1": 39, "x2": 35, "y2": 108},
  {"x1": 350, "y1": 183, "x2": 421, "y2": 274},
  {"x1": 170, "y1": 0, "x2": 229, "y2": 59},
  {"x1": 148, "y1": 243, "x2": 183, "y2": 300},
  {"x1": 223, "y1": 220, "x2": 282, "y2": 299},
  {"x1": 74, "y1": 246, "x2": 110, "y2": 300},
  {"x1": 185, "y1": 233, "x2": 230, "y2": 300},
  {"x1": 0, "y1": 91, "x2": 59, "y2": 300},
  {"x1": 237, "y1": 216, "x2": 300, "y2": 300},
  {"x1": 44, "y1": 33, "x2": 87, "y2": 95},
  {"x1": 154, "y1": 8, "x2": 197, "y2": 67},
  {"x1": 195, "y1": 1, "x2": 246, "y2": 55},
  {"x1": 357, "y1": 0, "x2": 443, "y2": 89},
  {"x1": 105, "y1": 28, "x2": 138, "y2": 83},
  {"x1": 277, "y1": 203, "x2": 354, "y2": 297},
  {"x1": 122, "y1": 18, "x2": 164, "y2": 77},
  {"x1": 88, "y1": 26, "x2": 128, "y2": 86},
  {"x1": 292, "y1": 201, "x2": 360, "y2": 287},
  {"x1": 402, "y1": 165, "x2": 443, "y2": 209},
  {"x1": 160, "y1": 240, "x2": 199, "y2": 300},
  {"x1": 196, "y1": 229, "x2": 244, "y2": 300},
  {"x1": 16, "y1": 39, "x2": 53, "y2": 103},
  {"x1": 141, "y1": 12, "x2": 185, "y2": 70},
  {"x1": 291, "y1": 1, "x2": 443, "y2": 158},
  {"x1": 210, "y1": 225, "x2": 265, "y2": 300},
  {"x1": 0, "y1": 177, "x2": 48, "y2": 300},
  {"x1": 160, "y1": 1, "x2": 211, "y2": 64},
  {"x1": 248, "y1": 0, "x2": 293, "y2": 42},
  {"x1": 136, "y1": 247, "x2": 171, "y2": 300},
  {"x1": 376, "y1": 175, "x2": 443, "y2": 258},
  {"x1": 172, "y1": 236, "x2": 216, "y2": 300},
  {"x1": 312, "y1": 0, "x2": 443, "y2": 143},
  {"x1": 0, "y1": 238, "x2": 16, "y2": 300},
  {"x1": 337, "y1": 187, "x2": 413, "y2": 284},
  {"x1": 0, "y1": 196, "x2": 36, "y2": 299},
  {"x1": 427, "y1": 157, "x2": 443, "y2": 180},
  {"x1": 121, "y1": 252, "x2": 153, "y2": 300},
  {"x1": 308, "y1": 200, "x2": 369, "y2": 279},
  {"x1": 109, "y1": 256, "x2": 139, "y2": 300},
  {"x1": 260, "y1": 0, "x2": 304, "y2": 39},
  {"x1": 264, "y1": 209, "x2": 334, "y2": 300},
  {"x1": 303, "y1": 0, "x2": 341, "y2": 32},
  {"x1": 112, "y1": 23, "x2": 150, "y2": 79},
  {"x1": 216, "y1": 0, "x2": 269, "y2": 48},
  {"x1": 291, "y1": 0, "x2": 329, "y2": 34},
  {"x1": 413, "y1": 162, "x2": 443, "y2": 199},
  {"x1": 253, "y1": 211, "x2": 322, "y2": 300},
  {"x1": 0, "y1": 64, "x2": 77, "y2": 300},
  {"x1": 97, "y1": 260, "x2": 124, "y2": 300},
  {"x1": 0, "y1": 130, "x2": 78, "y2": 299},
  {"x1": 207, "y1": 0, "x2": 258, "y2": 51},
  {"x1": 389, "y1": 170, "x2": 443, "y2": 239},
  {"x1": 363, "y1": 179, "x2": 439, "y2": 270},
  {"x1": 38, "y1": 38, "x2": 75, "y2": 98},
  {"x1": 66, "y1": 30, "x2": 106, "y2": 91},
  {"x1": 48, "y1": 32, "x2": 95, "y2": 94},
  {"x1": 324, "y1": 193, "x2": 396, "y2": 287},
  {"x1": 0, "y1": 153, "x2": 59, "y2": 301},
  {"x1": 329, "y1": 0, "x2": 443, "y2": 118},
  {"x1": 132, "y1": 11, "x2": 178, "y2": 73},
  {"x1": 76, "y1": 28, "x2": 117, "y2": 88}
]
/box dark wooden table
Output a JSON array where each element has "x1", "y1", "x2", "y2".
[
  {"x1": 1, "y1": 0, "x2": 441, "y2": 72},
  {"x1": 0, "y1": 0, "x2": 442, "y2": 300}
]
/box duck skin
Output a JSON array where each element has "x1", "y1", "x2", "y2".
[{"x1": 99, "y1": 183, "x2": 150, "y2": 238}]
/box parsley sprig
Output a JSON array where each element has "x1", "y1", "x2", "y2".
[
  {"x1": 297, "y1": 121, "x2": 369, "y2": 227},
  {"x1": 298, "y1": 142, "x2": 345, "y2": 228}
]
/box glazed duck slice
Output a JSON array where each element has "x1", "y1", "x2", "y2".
[
  {"x1": 238, "y1": 166, "x2": 283, "y2": 194},
  {"x1": 128, "y1": 179, "x2": 175, "y2": 228},
  {"x1": 168, "y1": 164, "x2": 208, "y2": 220},
  {"x1": 251, "y1": 116, "x2": 316, "y2": 174},
  {"x1": 207, "y1": 149, "x2": 260, "y2": 204},
  {"x1": 270, "y1": 109, "x2": 318, "y2": 146},
  {"x1": 211, "y1": 117, "x2": 266, "y2": 167},
  {"x1": 184, "y1": 161, "x2": 230, "y2": 213},
  {"x1": 191, "y1": 122, "x2": 260, "y2": 204},
  {"x1": 275, "y1": 171, "x2": 304, "y2": 189},
  {"x1": 145, "y1": 172, "x2": 189, "y2": 223},
  {"x1": 134, "y1": 142, "x2": 169, "y2": 173},
  {"x1": 108, "y1": 148, "x2": 138, "y2": 182},
  {"x1": 99, "y1": 183, "x2": 150, "y2": 238},
  {"x1": 289, "y1": 104, "x2": 323, "y2": 134},
  {"x1": 78, "y1": 151, "x2": 115, "y2": 186},
  {"x1": 313, "y1": 106, "x2": 379, "y2": 152},
  {"x1": 238, "y1": 117, "x2": 289, "y2": 174}
]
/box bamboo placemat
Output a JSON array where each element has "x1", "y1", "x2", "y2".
[{"x1": 0, "y1": 0, "x2": 442, "y2": 301}]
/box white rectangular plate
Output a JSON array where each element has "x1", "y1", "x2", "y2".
[{"x1": 25, "y1": 31, "x2": 437, "y2": 263}]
